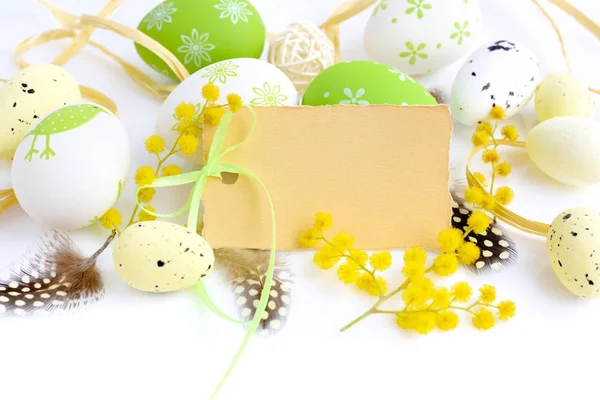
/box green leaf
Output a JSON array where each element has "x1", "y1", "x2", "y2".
[
  {"x1": 409, "y1": 56, "x2": 417, "y2": 65},
  {"x1": 417, "y1": 43, "x2": 426, "y2": 51},
  {"x1": 463, "y1": 21, "x2": 469, "y2": 29},
  {"x1": 422, "y1": 3, "x2": 432, "y2": 9},
  {"x1": 417, "y1": 9, "x2": 423, "y2": 18},
  {"x1": 407, "y1": 0, "x2": 417, "y2": 5},
  {"x1": 405, "y1": 41, "x2": 415, "y2": 50},
  {"x1": 29, "y1": 104, "x2": 108, "y2": 137},
  {"x1": 454, "y1": 21, "x2": 461, "y2": 29},
  {"x1": 418, "y1": 53, "x2": 429, "y2": 60},
  {"x1": 406, "y1": 7, "x2": 415, "y2": 14},
  {"x1": 399, "y1": 52, "x2": 411, "y2": 58},
  {"x1": 450, "y1": 32, "x2": 459, "y2": 39},
  {"x1": 464, "y1": 31, "x2": 471, "y2": 37}
]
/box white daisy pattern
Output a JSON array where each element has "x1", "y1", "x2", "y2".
[
  {"x1": 214, "y1": 0, "x2": 253, "y2": 24},
  {"x1": 388, "y1": 68, "x2": 416, "y2": 83},
  {"x1": 143, "y1": 1, "x2": 177, "y2": 31},
  {"x1": 201, "y1": 60, "x2": 239, "y2": 84},
  {"x1": 177, "y1": 29, "x2": 216, "y2": 68},
  {"x1": 250, "y1": 83, "x2": 288, "y2": 106},
  {"x1": 339, "y1": 88, "x2": 370, "y2": 105}
]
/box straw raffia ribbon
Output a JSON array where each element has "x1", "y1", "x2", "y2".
[
  {"x1": 136, "y1": 105, "x2": 277, "y2": 400},
  {"x1": 467, "y1": 140, "x2": 550, "y2": 237}
]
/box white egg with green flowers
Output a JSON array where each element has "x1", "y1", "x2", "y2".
[
  {"x1": 11, "y1": 103, "x2": 130, "y2": 231},
  {"x1": 364, "y1": 0, "x2": 482, "y2": 76},
  {"x1": 157, "y1": 57, "x2": 298, "y2": 164}
]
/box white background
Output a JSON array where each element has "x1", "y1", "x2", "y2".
[{"x1": 0, "y1": 0, "x2": 599, "y2": 399}]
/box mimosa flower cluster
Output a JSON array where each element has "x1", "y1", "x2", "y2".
[
  {"x1": 98, "y1": 83, "x2": 242, "y2": 231},
  {"x1": 468, "y1": 106, "x2": 518, "y2": 211},
  {"x1": 300, "y1": 212, "x2": 516, "y2": 334}
]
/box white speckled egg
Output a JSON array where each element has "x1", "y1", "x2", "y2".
[
  {"x1": 0, "y1": 64, "x2": 80, "y2": 160},
  {"x1": 364, "y1": 0, "x2": 482, "y2": 76},
  {"x1": 450, "y1": 40, "x2": 541, "y2": 126},
  {"x1": 547, "y1": 208, "x2": 600, "y2": 298},
  {"x1": 526, "y1": 116, "x2": 600, "y2": 187},
  {"x1": 535, "y1": 71, "x2": 595, "y2": 122},
  {"x1": 11, "y1": 103, "x2": 130, "y2": 231},
  {"x1": 157, "y1": 58, "x2": 298, "y2": 164},
  {"x1": 113, "y1": 221, "x2": 215, "y2": 293}
]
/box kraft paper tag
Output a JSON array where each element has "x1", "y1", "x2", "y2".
[{"x1": 202, "y1": 105, "x2": 453, "y2": 251}]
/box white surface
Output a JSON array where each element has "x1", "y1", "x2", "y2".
[{"x1": 0, "y1": 1, "x2": 599, "y2": 399}]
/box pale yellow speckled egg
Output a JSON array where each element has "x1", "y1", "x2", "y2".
[
  {"x1": 113, "y1": 221, "x2": 215, "y2": 293},
  {"x1": 535, "y1": 71, "x2": 595, "y2": 122},
  {"x1": 547, "y1": 207, "x2": 600, "y2": 298},
  {"x1": 0, "y1": 64, "x2": 81, "y2": 160}
]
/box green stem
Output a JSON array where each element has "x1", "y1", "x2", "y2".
[
  {"x1": 340, "y1": 298, "x2": 385, "y2": 332},
  {"x1": 126, "y1": 139, "x2": 181, "y2": 228}
]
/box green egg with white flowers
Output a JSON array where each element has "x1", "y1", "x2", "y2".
[
  {"x1": 135, "y1": 0, "x2": 266, "y2": 80},
  {"x1": 302, "y1": 61, "x2": 438, "y2": 106}
]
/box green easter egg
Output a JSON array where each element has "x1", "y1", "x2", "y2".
[
  {"x1": 302, "y1": 61, "x2": 437, "y2": 106},
  {"x1": 136, "y1": 0, "x2": 266, "y2": 80}
]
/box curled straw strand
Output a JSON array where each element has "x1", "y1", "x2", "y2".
[
  {"x1": 532, "y1": 0, "x2": 600, "y2": 94},
  {"x1": 0, "y1": 190, "x2": 17, "y2": 215},
  {"x1": 14, "y1": 0, "x2": 187, "y2": 100}
]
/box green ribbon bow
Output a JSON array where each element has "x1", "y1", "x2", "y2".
[{"x1": 136, "y1": 105, "x2": 277, "y2": 400}]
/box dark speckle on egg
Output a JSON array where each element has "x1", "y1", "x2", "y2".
[
  {"x1": 572, "y1": 232, "x2": 578, "y2": 237},
  {"x1": 157, "y1": 260, "x2": 165, "y2": 267},
  {"x1": 564, "y1": 213, "x2": 573, "y2": 220}
]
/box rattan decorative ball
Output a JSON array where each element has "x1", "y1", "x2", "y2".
[{"x1": 268, "y1": 22, "x2": 336, "y2": 93}]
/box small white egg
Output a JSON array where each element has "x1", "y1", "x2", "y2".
[{"x1": 450, "y1": 39, "x2": 541, "y2": 126}]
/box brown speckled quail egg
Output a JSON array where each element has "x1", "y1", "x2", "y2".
[
  {"x1": 547, "y1": 207, "x2": 600, "y2": 298},
  {"x1": 113, "y1": 221, "x2": 215, "y2": 293}
]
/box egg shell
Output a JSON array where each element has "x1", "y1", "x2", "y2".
[
  {"x1": 0, "y1": 64, "x2": 80, "y2": 160},
  {"x1": 450, "y1": 40, "x2": 541, "y2": 126},
  {"x1": 136, "y1": 0, "x2": 266, "y2": 80},
  {"x1": 535, "y1": 71, "x2": 595, "y2": 122},
  {"x1": 547, "y1": 208, "x2": 600, "y2": 298},
  {"x1": 113, "y1": 221, "x2": 215, "y2": 293},
  {"x1": 302, "y1": 60, "x2": 437, "y2": 107},
  {"x1": 526, "y1": 116, "x2": 600, "y2": 187},
  {"x1": 364, "y1": 0, "x2": 482, "y2": 76},
  {"x1": 158, "y1": 58, "x2": 298, "y2": 164},
  {"x1": 11, "y1": 103, "x2": 130, "y2": 231}
]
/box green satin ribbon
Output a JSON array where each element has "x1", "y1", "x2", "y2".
[{"x1": 136, "y1": 104, "x2": 277, "y2": 400}]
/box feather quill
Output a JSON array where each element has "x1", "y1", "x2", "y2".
[
  {"x1": 215, "y1": 248, "x2": 292, "y2": 334},
  {"x1": 0, "y1": 230, "x2": 114, "y2": 315},
  {"x1": 450, "y1": 180, "x2": 518, "y2": 273}
]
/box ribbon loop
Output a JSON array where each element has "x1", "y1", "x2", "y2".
[{"x1": 133, "y1": 105, "x2": 277, "y2": 400}]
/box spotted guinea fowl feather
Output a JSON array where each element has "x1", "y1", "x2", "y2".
[
  {"x1": 0, "y1": 230, "x2": 113, "y2": 315},
  {"x1": 449, "y1": 179, "x2": 518, "y2": 273},
  {"x1": 215, "y1": 248, "x2": 292, "y2": 335}
]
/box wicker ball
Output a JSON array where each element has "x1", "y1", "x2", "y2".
[{"x1": 268, "y1": 22, "x2": 335, "y2": 93}]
